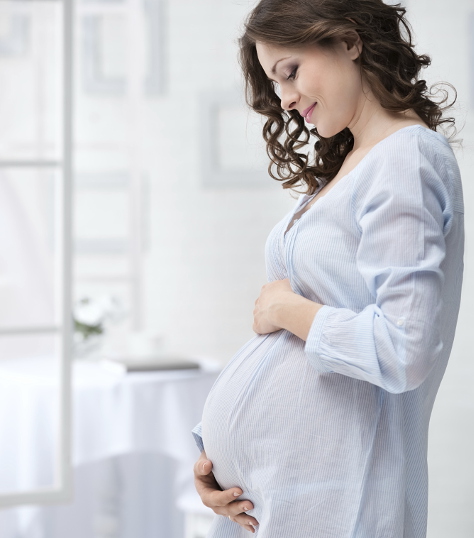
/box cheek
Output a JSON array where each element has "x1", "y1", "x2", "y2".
[
  {"x1": 324, "y1": 58, "x2": 359, "y2": 98},
  {"x1": 328, "y1": 71, "x2": 361, "y2": 108},
  {"x1": 300, "y1": 77, "x2": 322, "y2": 100}
]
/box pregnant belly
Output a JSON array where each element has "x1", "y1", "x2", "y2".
[
  {"x1": 201, "y1": 331, "x2": 384, "y2": 537},
  {"x1": 201, "y1": 330, "x2": 317, "y2": 491},
  {"x1": 201, "y1": 330, "x2": 381, "y2": 496}
]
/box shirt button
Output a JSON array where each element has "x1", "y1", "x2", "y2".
[{"x1": 396, "y1": 318, "x2": 405, "y2": 326}]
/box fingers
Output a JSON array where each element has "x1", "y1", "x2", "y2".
[
  {"x1": 193, "y1": 458, "x2": 244, "y2": 509},
  {"x1": 200, "y1": 459, "x2": 211, "y2": 474},
  {"x1": 232, "y1": 500, "x2": 258, "y2": 518},
  {"x1": 227, "y1": 502, "x2": 259, "y2": 533},
  {"x1": 192, "y1": 456, "x2": 260, "y2": 531},
  {"x1": 208, "y1": 490, "x2": 261, "y2": 531},
  {"x1": 200, "y1": 483, "x2": 260, "y2": 528},
  {"x1": 217, "y1": 499, "x2": 259, "y2": 525},
  {"x1": 194, "y1": 459, "x2": 220, "y2": 492},
  {"x1": 194, "y1": 457, "x2": 212, "y2": 477},
  {"x1": 205, "y1": 486, "x2": 245, "y2": 509},
  {"x1": 228, "y1": 512, "x2": 259, "y2": 533}
]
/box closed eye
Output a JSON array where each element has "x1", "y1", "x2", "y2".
[{"x1": 287, "y1": 67, "x2": 298, "y2": 80}]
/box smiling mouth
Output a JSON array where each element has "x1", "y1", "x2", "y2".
[{"x1": 302, "y1": 103, "x2": 317, "y2": 121}]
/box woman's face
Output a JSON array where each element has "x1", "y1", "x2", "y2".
[{"x1": 255, "y1": 38, "x2": 366, "y2": 138}]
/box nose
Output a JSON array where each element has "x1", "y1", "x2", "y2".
[{"x1": 280, "y1": 87, "x2": 299, "y2": 111}]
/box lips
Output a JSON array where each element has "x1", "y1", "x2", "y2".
[{"x1": 301, "y1": 102, "x2": 317, "y2": 121}]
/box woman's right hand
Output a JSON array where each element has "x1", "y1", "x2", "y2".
[{"x1": 193, "y1": 450, "x2": 260, "y2": 534}]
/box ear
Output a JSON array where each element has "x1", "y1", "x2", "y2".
[{"x1": 342, "y1": 31, "x2": 363, "y2": 60}]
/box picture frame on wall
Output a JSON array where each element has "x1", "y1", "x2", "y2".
[
  {"x1": 81, "y1": 0, "x2": 165, "y2": 97},
  {"x1": 81, "y1": 14, "x2": 127, "y2": 95}
]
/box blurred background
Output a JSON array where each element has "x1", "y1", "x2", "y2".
[{"x1": 0, "y1": 0, "x2": 472, "y2": 537}]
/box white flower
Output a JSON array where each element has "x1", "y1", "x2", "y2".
[
  {"x1": 73, "y1": 295, "x2": 127, "y2": 329},
  {"x1": 74, "y1": 298, "x2": 104, "y2": 326}
]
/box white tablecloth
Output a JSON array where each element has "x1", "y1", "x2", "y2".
[{"x1": 0, "y1": 355, "x2": 219, "y2": 537}]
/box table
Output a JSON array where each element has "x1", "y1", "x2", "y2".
[{"x1": 0, "y1": 355, "x2": 219, "y2": 538}]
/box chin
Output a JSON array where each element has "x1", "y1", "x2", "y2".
[
  {"x1": 314, "y1": 126, "x2": 334, "y2": 139},
  {"x1": 317, "y1": 123, "x2": 347, "y2": 138}
]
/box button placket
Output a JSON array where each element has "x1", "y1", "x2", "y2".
[{"x1": 284, "y1": 219, "x2": 305, "y2": 296}]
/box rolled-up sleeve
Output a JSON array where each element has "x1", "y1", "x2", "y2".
[
  {"x1": 304, "y1": 134, "x2": 452, "y2": 394},
  {"x1": 192, "y1": 421, "x2": 205, "y2": 453}
]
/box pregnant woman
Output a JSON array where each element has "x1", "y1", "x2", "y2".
[{"x1": 192, "y1": 1, "x2": 464, "y2": 537}]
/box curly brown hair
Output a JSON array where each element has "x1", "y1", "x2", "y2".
[{"x1": 238, "y1": 0, "x2": 461, "y2": 195}]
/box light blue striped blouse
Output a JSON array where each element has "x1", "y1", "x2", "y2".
[{"x1": 191, "y1": 125, "x2": 465, "y2": 538}]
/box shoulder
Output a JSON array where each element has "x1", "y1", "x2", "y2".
[
  {"x1": 351, "y1": 126, "x2": 462, "y2": 228},
  {"x1": 353, "y1": 126, "x2": 456, "y2": 196},
  {"x1": 371, "y1": 125, "x2": 451, "y2": 173}
]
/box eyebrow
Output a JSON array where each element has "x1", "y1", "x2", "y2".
[
  {"x1": 271, "y1": 56, "x2": 291, "y2": 76},
  {"x1": 265, "y1": 56, "x2": 290, "y2": 83}
]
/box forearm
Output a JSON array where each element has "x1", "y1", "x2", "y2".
[{"x1": 271, "y1": 293, "x2": 324, "y2": 342}]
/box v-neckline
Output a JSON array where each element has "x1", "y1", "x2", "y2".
[{"x1": 283, "y1": 124, "x2": 437, "y2": 239}]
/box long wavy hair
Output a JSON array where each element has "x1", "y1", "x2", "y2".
[{"x1": 238, "y1": 0, "x2": 461, "y2": 195}]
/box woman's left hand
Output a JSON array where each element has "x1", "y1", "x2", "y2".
[{"x1": 252, "y1": 278, "x2": 296, "y2": 335}]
